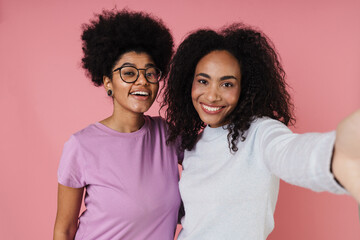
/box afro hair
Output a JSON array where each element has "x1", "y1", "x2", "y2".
[{"x1": 81, "y1": 9, "x2": 174, "y2": 86}]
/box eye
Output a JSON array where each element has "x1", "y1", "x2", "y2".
[
  {"x1": 222, "y1": 82, "x2": 234, "y2": 87},
  {"x1": 197, "y1": 79, "x2": 208, "y2": 85},
  {"x1": 120, "y1": 66, "x2": 138, "y2": 77},
  {"x1": 146, "y1": 72, "x2": 155, "y2": 77},
  {"x1": 146, "y1": 67, "x2": 160, "y2": 79},
  {"x1": 123, "y1": 71, "x2": 135, "y2": 76}
]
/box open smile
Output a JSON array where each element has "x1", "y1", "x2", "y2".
[
  {"x1": 129, "y1": 90, "x2": 151, "y2": 100},
  {"x1": 200, "y1": 103, "x2": 225, "y2": 114},
  {"x1": 130, "y1": 91, "x2": 150, "y2": 96}
]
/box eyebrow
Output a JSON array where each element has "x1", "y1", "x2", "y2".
[
  {"x1": 220, "y1": 75, "x2": 238, "y2": 81},
  {"x1": 121, "y1": 62, "x2": 156, "y2": 68},
  {"x1": 195, "y1": 73, "x2": 238, "y2": 81},
  {"x1": 195, "y1": 73, "x2": 210, "y2": 79}
]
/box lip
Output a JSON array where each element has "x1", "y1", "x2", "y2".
[
  {"x1": 129, "y1": 89, "x2": 151, "y2": 100},
  {"x1": 130, "y1": 88, "x2": 151, "y2": 95},
  {"x1": 200, "y1": 103, "x2": 225, "y2": 114},
  {"x1": 129, "y1": 88, "x2": 151, "y2": 101}
]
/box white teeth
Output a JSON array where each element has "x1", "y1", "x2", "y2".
[
  {"x1": 131, "y1": 91, "x2": 149, "y2": 96},
  {"x1": 202, "y1": 104, "x2": 222, "y2": 112}
]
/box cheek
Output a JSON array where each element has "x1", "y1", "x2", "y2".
[
  {"x1": 191, "y1": 81, "x2": 201, "y2": 100},
  {"x1": 224, "y1": 88, "x2": 241, "y2": 106},
  {"x1": 191, "y1": 83, "x2": 197, "y2": 100},
  {"x1": 113, "y1": 82, "x2": 130, "y2": 95},
  {"x1": 152, "y1": 84, "x2": 159, "y2": 96},
  {"x1": 190, "y1": 83, "x2": 201, "y2": 112}
]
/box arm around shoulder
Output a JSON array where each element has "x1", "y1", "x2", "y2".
[
  {"x1": 53, "y1": 183, "x2": 84, "y2": 240},
  {"x1": 332, "y1": 109, "x2": 360, "y2": 203}
]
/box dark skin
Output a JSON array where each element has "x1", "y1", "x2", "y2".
[
  {"x1": 53, "y1": 185, "x2": 83, "y2": 240},
  {"x1": 191, "y1": 50, "x2": 360, "y2": 203},
  {"x1": 332, "y1": 109, "x2": 360, "y2": 203},
  {"x1": 53, "y1": 52, "x2": 160, "y2": 240}
]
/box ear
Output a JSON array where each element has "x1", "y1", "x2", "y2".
[{"x1": 103, "y1": 76, "x2": 112, "y2": 91}]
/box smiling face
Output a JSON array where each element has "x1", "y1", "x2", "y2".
[
  {"x1": 191, "y1": 50, "x2": 241, "y2": 128},
  {"x1": 104, "y1": 51, "x2": 159, "y2": 117}
]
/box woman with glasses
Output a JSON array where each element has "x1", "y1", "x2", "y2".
[
  {"x1": 163, "y1": 24, "x2": 360, "y2": 239},
  {"x1": 53, "y1": 9, "x2": 182, "y2": 240}
]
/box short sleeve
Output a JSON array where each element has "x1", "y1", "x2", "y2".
[{"x1": 57, "y1": 135, "x2": 86, "y2": 188}]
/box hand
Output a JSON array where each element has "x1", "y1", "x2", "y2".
[{"x1": 332, "y1": 109, "x2": 360, "y2": 203}]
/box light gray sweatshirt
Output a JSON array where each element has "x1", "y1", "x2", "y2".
[{"x1": 178, "y1": 118, "x2": 346, "y2": 240}]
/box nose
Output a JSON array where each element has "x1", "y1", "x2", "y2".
[
  {"x1": 205, "y1": 85, "x2": 220, "y2": 102},
  {"x1": 135, "y1": 70, "x2": 148, "y2": 85}
]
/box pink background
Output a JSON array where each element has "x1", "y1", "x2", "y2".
[{"x1": 1, "y1": 0, "x2": 359, "y2": 239}]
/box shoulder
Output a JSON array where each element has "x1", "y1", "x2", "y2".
[
  {"x1": 251, "y1": 117, "x2": 284, "y2": 127},
  {"x1": 146, "y1": 115, "x2": 166, "y2": 125},
  {"x1": 65, "y1": 123, "x2": 99, "y2": 147},
  {"x1": 246, "y1": 117, "x2": 292, "y2": 140},
  {"x1": 74, "y1": 123, "x2": 99, "y2": 136},
  {"x1": 145, "y1": 115, "x2": 168, "y2": 132},
  {"x1": 250, "y1": 117, "x2": 290, "y2": 131}
]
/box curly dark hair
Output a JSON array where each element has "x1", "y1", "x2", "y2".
[
  {"x1": 162, "y1": 23, "x2": 294, "y2": 153},
  {"x1": 81, "y1": 9, "x2": 174, "y2": 86}
]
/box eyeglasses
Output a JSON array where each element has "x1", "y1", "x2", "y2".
[{"x1": 113, "y1": 66, "x2": 162, "y2": 84}]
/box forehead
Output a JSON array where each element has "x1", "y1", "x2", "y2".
[
  {"x1": 195, "y1": 50, "x2": 241, "y2": 74},
  {"x1": 115, "y1": 51, "x2": 154, "y2": 66}
]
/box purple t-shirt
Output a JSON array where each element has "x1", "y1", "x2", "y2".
[{"x1": 58, "y1": 116, "x2": 182, "y2": 240}]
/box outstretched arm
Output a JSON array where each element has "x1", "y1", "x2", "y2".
[{"x1": 332, "y1": 109, "x2": 360, "y2": 203}]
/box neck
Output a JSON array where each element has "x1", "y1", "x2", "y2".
[{"x1": 100, "y1": 110, "x2": 145, "y2": 133}]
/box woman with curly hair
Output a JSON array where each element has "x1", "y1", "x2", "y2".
[
  {"x1": 53, "y1": 9, "x2": 182, "y2": 240},
  {"x1": 163, "y1": 24, "x2": 360, "y2": 239}
]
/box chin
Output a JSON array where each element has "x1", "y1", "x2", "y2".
[
  {"x1": 131, "y1": 105, "x2": 152, "y2": 113},
  {"x1": 135, "y1": 109, "x2": 150, "y2": 114},
  {"x1": 202, "y1": 120, "x2": 224, "y2": 127}
]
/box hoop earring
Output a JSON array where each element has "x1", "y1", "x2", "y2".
[{"x1": 107, "y1": 89, "x2": 113, "y2": 97}]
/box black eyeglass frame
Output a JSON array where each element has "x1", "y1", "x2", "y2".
[{"x1": 112, "y1": 66, "x2": 162, "y2": 84}]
